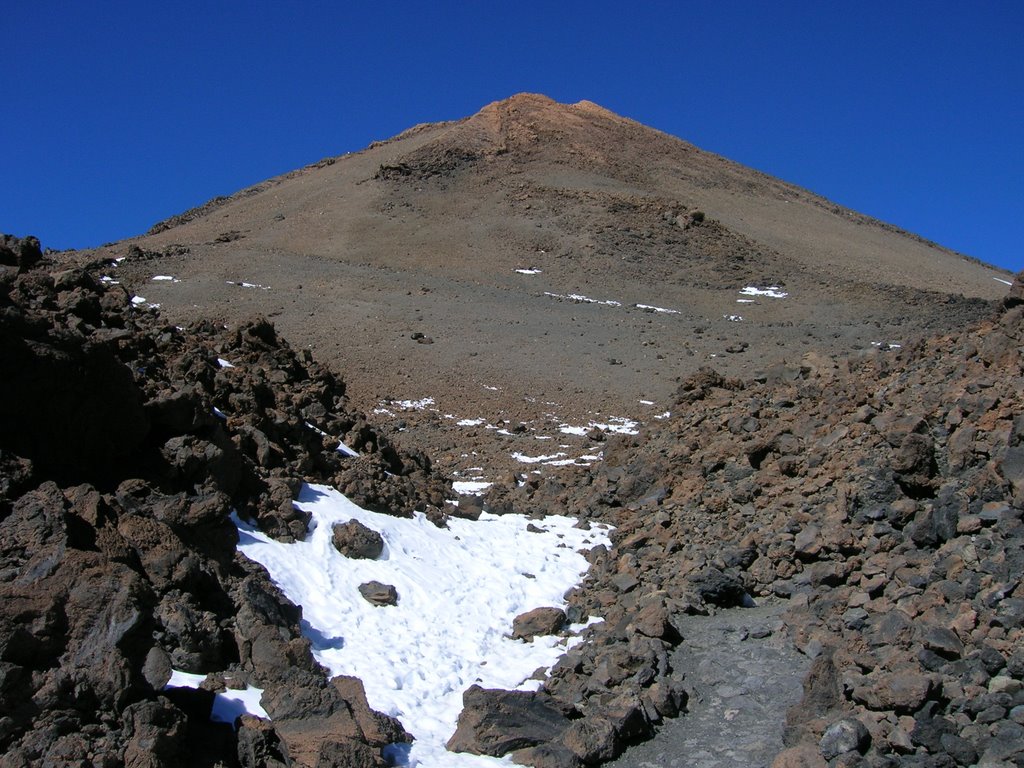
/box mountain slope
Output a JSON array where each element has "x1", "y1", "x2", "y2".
[{"x1": 76, "y1": 94, "x2": 1010, "y2": 474}]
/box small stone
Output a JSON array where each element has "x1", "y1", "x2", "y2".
[
  {"x1": 611, "y1": 573, "x2": 639, "y2": 593},
  {"x1": 512, "y1": 607, "x2": 566, "y2": 640},
  {"x1": 939, "y1": 732, "x2": 978, "y2": 765},
  {"x1": 332, "y1": 520, "x2": 384, "y2": 559},
  {"x1": 853, "y1": 672, "x2": 935, "y2": 713},
  {"x1": 771, "y1": 744, "x2": 827, "y2": 768},
  {"x1": 820, "y1": 718, "x2": 870, "y2": 760},
  {"x1": 990, "y1": 675, "x2": 1022, "y2": 695},
  {"x1": 560, "y1": 717, "x2": 618, "y2": 764},
  {"x1": 358, "y1": 581, "x2": 398, "y2": 606},
  {"x1": 957, "y1": 514, "x2": 983, "y2": 534},
  {"x1": 923, "y1": 626, "x2": 964, "y2": 659}
]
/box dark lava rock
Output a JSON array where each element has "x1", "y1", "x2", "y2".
[
  {"x1": 687, "y1": 567, "x2": 749, "y2": 608},
  {"x1": 332, "y1": 519, "x2": 385, "y2": 559},
  {"x1": 560, "y1": 716, "x2": 619, "y2": 763},
  {"x1": 447, "y1": 685, "x2": 571, "y2": 756},
  {"x1": 512, "y1": 607, "x2": 567, "y2": 640},
  {"x1": 358, "y1": 581, "x2": 398, "y2": 606},
  {"x1": 0, "y1": 234, "x2": 42, "y2": 271},
  {"x1": 819, "y1": 718, "x2": 870, "y2": 759}
]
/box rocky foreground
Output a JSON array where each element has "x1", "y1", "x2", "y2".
[
  {"x1": 479, "y1": 273, "x2": 1024, "y2": 766},
  {"x1": 2, "y1": 229, "x2": 1023, "y2": 768},
  {"x1": 0, "y1": 235, "x2": 448, "y2": 766}
]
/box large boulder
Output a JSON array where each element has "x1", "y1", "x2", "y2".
[
  {"x1": 332, "y1": 520, "x2": 384, "y2": 559},
  {"x1": 512, "y1": 607, "x2": 567, "y2": 640},
  {"x1": 447, "y1": 685, "x2": 571, "y2": 756}
]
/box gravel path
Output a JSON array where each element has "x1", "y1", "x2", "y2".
[{"x1": 611, "y1": 599, "x2": 808, "y2": 768}]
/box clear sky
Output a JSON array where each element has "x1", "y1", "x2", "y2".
[{"x1": 3, "y1": 1, "x2": 1021, "y2": 272}]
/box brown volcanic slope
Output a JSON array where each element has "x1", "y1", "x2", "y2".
[{"x1": 79, "y1": 93, "x2": 1010, "y2": 469}]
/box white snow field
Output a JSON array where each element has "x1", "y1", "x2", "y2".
[{"x1": 235, "y1": 483, "x2": 610, "y2": 767}]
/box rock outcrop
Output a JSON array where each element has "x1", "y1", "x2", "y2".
[
  {"x1": 0, "y1": 239, "x2": 442, "y2": 766},
  {"x1": 479, "y1": 272, "x2": 1024, "y2": 766}
]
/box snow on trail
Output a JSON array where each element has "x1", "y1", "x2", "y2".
[{"x1": 235, "y1": 483, "x2": 610, "y2": 768}]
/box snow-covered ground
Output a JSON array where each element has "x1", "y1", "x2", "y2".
[
  {"x1": 226, "y1": 280, "x2": 271, "y2": 290},
  {"x1": 451, "y1": 480, "x2": 492, "y2": 495},
  {"x1": 543, "y1": 291, "x2": 622, "y2": 307},
  {"x1": 235, "y1": 483, "x2": 610, "y2": 767},
  {"x1": 164, "y1": 670, "x2": 268, "y2": 726},
  {"x1": 558, "y1": 416, "x2": 639, "y2": 436},
  {"x1": 635, "y1": 303, "x2": 679, "y2": 314},
  {"x1": 739, "y1": 285, "x2": 788, "y2": 299}
]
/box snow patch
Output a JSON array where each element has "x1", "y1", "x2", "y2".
[
  {"x1": 739, "y1": 286, "x2": 788, "y2": 299},
  {"x1": 994, "y1": 277, "x2": 1013, "y2": 286},
  {"x1": 512, "y1": 451, "x2": 568, "y2": 464},
  {"x1": 559, "y1": 417, "x2": 639, "y2": 437},
  {"x1": 233, "y1": 483, "x2": 609, "y2": 768},
  {"x1": 544, "y1": 292, "x2": 621, "y2": 307},
  {"x1": 152, "y1": 275, "x2": 180, "y2": 282},
  {"x1": 386, "y1": 397, "x2": 435, "y2": 411},
  {"x1": 226, "y1": 280, "x2": 271, "y2": 290},
  {"x1": 635, "y1": 303, "x2": 679, "y2": 315},
  {"x1": 165, "y1": 670, "x2": 269, "y2": 727},
  {"x1": 217, "y1": 358, "x2": 235, "y2": 369},
  {"x1": 452, "y1": 480, "x2": 493, "y2": 495},
  {"x1": 456, "y1": 418, "x2": 485, "y2": 427},
  {"x1": 515, "y1": 268, "x2": 542, "y2": 275}
]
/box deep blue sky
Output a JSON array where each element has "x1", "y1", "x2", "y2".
[{"x1": 3, "y1": 1, "x2": 1020, "y2": 272}]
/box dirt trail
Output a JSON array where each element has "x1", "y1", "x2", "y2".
[{"x1": 611, "y1": 599, "x2": 808, "y2": 768}]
